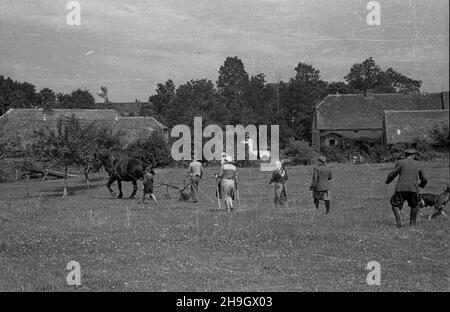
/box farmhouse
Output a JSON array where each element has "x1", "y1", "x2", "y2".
[
  {"x1": 311, "y1": 92, "x2": 449, "y2": 151},
  {"x1": 0, "y1": 108, "x2": 168, "y2": 147}
]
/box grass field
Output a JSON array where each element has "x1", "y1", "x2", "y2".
[{"x1": 0, "y1": 161, "x2": 449, "y2": 291}]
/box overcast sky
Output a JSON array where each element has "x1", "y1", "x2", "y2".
[{"x1": 0, "y1": 0, "x2": 448, "y2": 102}]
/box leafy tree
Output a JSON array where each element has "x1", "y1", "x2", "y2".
[
  {"x1": 344, "y1": 57, "x2": 381, "y2": 93},
  {"x1": 217, "y1": 56, "x2": 249, "y2": 95},
  {"x1": 344, "y1": 57, "x2": 422, "y2": 94},
  {"x1": 0, "y1": 76, "x2": 37, "y2": 114},
  {"x1": 127, "y1": 131, "x2": 171, "y2": 168},
  {"x1": 294, "y1": 62, "x2": 321, "y2": 83},
  {"x1": 282, "y1": 62, "x2": 328, "y2": 141},
  {"x1": 149, "y1": 79, "x2": 176, "y2": 118},
  {"x1": 56, "y1": 89, "x2": 96, "y2": 109},
  {"x1": 37, "y1": 88, "x2": 57, "y2": 112}
]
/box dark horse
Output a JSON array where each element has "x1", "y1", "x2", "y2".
[{"x1": 92, "y1": 154, "x2": 154, "y2": 199}]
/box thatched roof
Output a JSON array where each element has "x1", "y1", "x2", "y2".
[
  {"x1": 0, "y1": 108, "x2": 167, "y2": 147},
  {"x1": 315, "y1": 92, "x2": 448, "y2": 131},
  {"x1": 384, "y1": 110, "x2": 450, "y2": 144}
]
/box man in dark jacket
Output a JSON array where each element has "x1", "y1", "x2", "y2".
[
  {"x1": 310, "y1": 156, "x2": 333, "y2": 213},
  {"x1": 385, "y1": 149, "x2": 428, "y2": 228}
]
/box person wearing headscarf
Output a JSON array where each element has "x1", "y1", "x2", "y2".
[
  {"x1": 216, "y1": 155, "x2": 237, "y2": 211},
  {"x1": 310, "y1": 156, "x2": 333, "y2": 213},
  {"x1": 269, "y1": 160, "x2": 288, "y2": 205}
]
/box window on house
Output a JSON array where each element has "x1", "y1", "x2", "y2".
[{"x1": 329, "y1": 139, "x2": 336, "y2": 146}]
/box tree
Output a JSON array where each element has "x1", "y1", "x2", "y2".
[
  {"x1": 344, "y1": 57, "x2": 381, "y2": 93},
  {"x1": 31, "y1": 115, "x2": 97, "y2": 196},
  {"x1": 0, "y1": 76, "x2": 37, "y2": 114},
  {"x1": 97, "y1": 86, "x2": 110, "y2": 103},
  {"x1": 282, "y1": 63, "x2": 328, "y2": 141},
  {"x1": 127, "y1": 131, "x2": 171, "y2": 168},
  {"x1": 56, "y1": 89, "x2": 96, "y2": 108},
  {"x1": 149, "y1": 79, "x2": 176, "y2": 117},
  {"x1": 217, "y1": 56, "x2": 249, "y2": 95},
  {"x1": 168, "y1": 79, "x2": 219, "y2": 127},
  {"x1": 381, "y1": 68, "x2": 422, "y2": 93},
  {"x1": 293, "y1": 62, "x2": 321, "y2": 84},
  {"x1": 37, "y1": 88, "x2": 57, "y2": 112}
]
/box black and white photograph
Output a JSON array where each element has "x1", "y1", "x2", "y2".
[{"x1": 0, "y1": 0, "x2": 449, "y2": 295}]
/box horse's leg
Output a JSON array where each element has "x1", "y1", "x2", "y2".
[
  {"x1": 130, "y1": 180, "x2": 138, "y2": 199},
  {"x1": 107, "y1": 177, "x2": 117, "y2": 198},
  {"x1": 117, "y1": 180, "x2": 123, "y2": 198}
]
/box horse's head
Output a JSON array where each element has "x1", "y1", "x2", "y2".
[{"x1": 92, "y1": 153, "x2": 109, "y2": 173}]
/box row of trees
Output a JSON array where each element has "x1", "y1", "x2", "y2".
[
  {"x1": 0, "y1": 75, "x2": 96, "y2": 114},
  {"x1": 149, "y1": 56, "x2": 422, "y2": 146}
]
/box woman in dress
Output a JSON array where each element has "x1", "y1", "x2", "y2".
[{"x1": 216, "y1": 155, "x2": 238, "y2": 211}]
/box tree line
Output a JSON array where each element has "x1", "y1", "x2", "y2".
[{"x1": 1, "y1": 56, "x2": 422, "y2": 146}]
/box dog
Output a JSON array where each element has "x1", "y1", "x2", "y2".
[{"x1": 419, "y1": 185, "x2": 450, "y2": 220}]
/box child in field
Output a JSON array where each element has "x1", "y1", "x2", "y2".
[
  {"x1": 309, "y1": 156, "x2": 332, "y2": 213},
  {"x1": 142, "y1": 167, "x2": 157, "y2": 205}
]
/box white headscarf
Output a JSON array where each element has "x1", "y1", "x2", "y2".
[
  {"x1": 275, "y1": 160, "x2": 282, "y2": 171},
  {"x1": 225, "y1": 155, "x2": 233, "y2": 164}
]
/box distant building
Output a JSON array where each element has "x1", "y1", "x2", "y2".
[
  {"x1": 312, "y1": 92, "x2": 449, "y2": 151},
  {"x1": 0, "y1": 108, "x2": 168, "y2": 147}
]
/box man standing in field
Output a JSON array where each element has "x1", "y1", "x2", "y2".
[
  {"x1": 310, "y1": 156, "x2": 333, "y2": 213},
  {"x1": 188, "y1": 156, "x2": 203, "y2": 203},
  {"x1": 385, "y1": 149, "x2": 428, "y2": 228}
]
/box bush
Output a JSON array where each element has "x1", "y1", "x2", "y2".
[
  {"x1": 413, "y1": 138, "x2": 438, "y2": 161},
  {"x1": 127, "y1": 131, "x2": 172, "y2": 167},
  {"x1": 283, "y1": 140, "x2": 319, "y2": 165},
  {"x1": 322, "y1": 146, "x2": 348, "y2": 163}
]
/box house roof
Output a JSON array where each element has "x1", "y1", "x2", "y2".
[
  {"x1": 0, "y1": 108, "x2": 168, "y2": 146},
  {"x1": 315, "y1": 92, "x2": 448, "y2": 130},
  {"x1": 94, "y1": 102, "x2": 155, "y2": 116},
  {"x1": 384, "y1": 110, "x2": 450, "y2": 144}
]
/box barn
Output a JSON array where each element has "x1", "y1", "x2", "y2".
[
  {"x1": 312, "y1": 92, "x2": 449, "y2": 151},
  {"x1": 0, "y1": 108, "x2": 168, "y2": 147}
]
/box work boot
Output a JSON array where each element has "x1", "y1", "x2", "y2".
[
  {"x1": 392, "y1": 206, "x2": 402, "y2": 228},
  {"x1": 325, "y1": 200, "x2": 331, "y2": 214},
  {"x1": 410, "y1": 206, "x2": 419, "y2": 227}
]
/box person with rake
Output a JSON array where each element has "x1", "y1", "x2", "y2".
[
  {"x1": 215, "y1": 155, "x2": 238, "y2": 211},
  {"x1": 269, "y1": 160, "x2": 288, "y2": 205}
]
